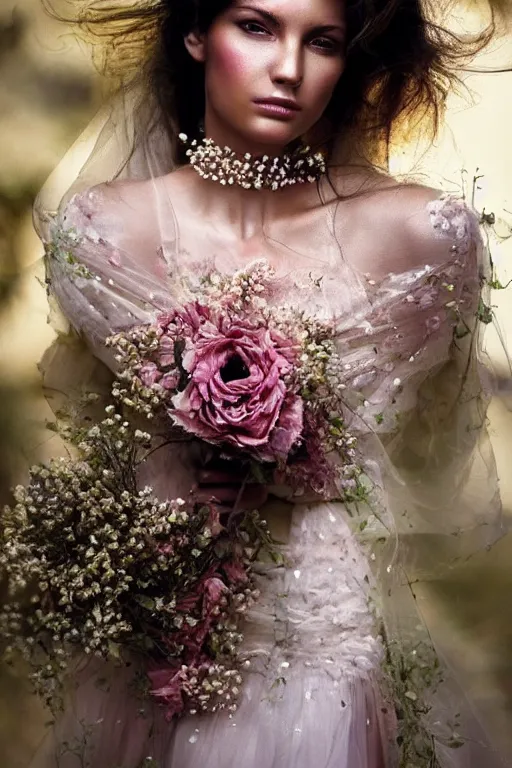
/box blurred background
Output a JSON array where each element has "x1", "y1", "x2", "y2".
[{"x1": 0, "y1": 0, "x2": 511, "y2": 765}]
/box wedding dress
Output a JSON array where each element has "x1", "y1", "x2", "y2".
[{"x1": 27, "y1": 173, "x2": 508, "y2": 768}]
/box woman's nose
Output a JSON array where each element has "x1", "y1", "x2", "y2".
[{"x1": 271, "y1": 40, "x2": 303, "y2": 89}]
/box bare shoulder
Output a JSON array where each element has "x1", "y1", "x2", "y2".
[
  {"x1": 388, "y1": 184, "x2": 481, "y2": 273},
  {"x1": 63, "y1": 177, "x2": 166, "y2": 253},
  {"x1": 332, "y1": 177, "x2": 481, "y2": 278}
]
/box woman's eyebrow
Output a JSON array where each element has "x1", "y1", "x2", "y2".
[
  {"x1": 235, "y1": 4, "x2": 281, "y2": 26},
  {"x1": 235, "y1": 4, "x2": 345, "y2": 34}
]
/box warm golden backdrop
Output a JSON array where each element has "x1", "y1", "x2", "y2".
[{"x1": 0, "y1": 1, "x2": 511, "y2": 765}]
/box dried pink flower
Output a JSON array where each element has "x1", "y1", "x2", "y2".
[{"x1": 167, "y1": 307, "x2": 303, "y2": 461}]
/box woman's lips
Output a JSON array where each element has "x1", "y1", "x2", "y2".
[{"x1": 252, "y1": 99, "x2": 300, "y2": 120}]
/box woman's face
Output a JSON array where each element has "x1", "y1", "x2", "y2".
[{"x1": 186, "y1": 0, "x2": 346, "y2": 155}]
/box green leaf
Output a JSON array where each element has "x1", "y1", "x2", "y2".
[
  {"x1": 447, "y1": 736, "x2": 465, "y2": 749},
  {"x1": 249, "y1": 462, "x2": 268, "y2": 485},
  {"x1": 270, "y1": 550, "x2": 285, "y2": 566},
  {"x1": 477, "y1": 299, "x2": 493, "y2": 324},
  {"x1": 135, "y1": 595, "x2": 156, "y2": 611},
  {"x1": 454, "y1": 325, "x2": 470, "y2": 339},
  {"x1": 108, "y1": 641, "x2": 122, "y2": 660}
]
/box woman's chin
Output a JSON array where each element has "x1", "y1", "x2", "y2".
[
  {"x1": 235, "y1": 120, "x2": 304, "y2": 155},
  {"x1": 240, "y1": 131, "x2": 302, "y2": 155}
]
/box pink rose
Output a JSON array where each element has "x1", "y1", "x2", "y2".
[
  {"x1": 160, "y1": 371, "x2": 179, "y2": 390},
  {"x1": 169, "y1": 312, "x2": 303, "y2": 460},
  {"x1": 139, "y1": 362, "x2": 161, "y2": 387},
  {"x1": 148, "y1": 666, "x2": 186, "y2": 719},
  {"x1": 158, "y1": 335, "x2": 176, "y2": 367},
  {"x1": 222, "y1": 559, "x2": 248, "y2": 585},
  {"x1": 202, "y1": 577, "x2": 227, "y2": 616},
  {"x1": 206, "y1": 504, "x2": 223, "y2": 537}
]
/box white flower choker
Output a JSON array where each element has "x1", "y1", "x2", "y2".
[{"x1": 179, "y1": 134, "x2": 326, "y2": 191}]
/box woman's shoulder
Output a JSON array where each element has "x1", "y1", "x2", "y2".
[
  {"x1": 56, "y1": 177, "x2": 168, "y2": 254},
  {"x1": 378, "y1": 183, "x2": 482, "y2": 275},
  {"x1": 329, "y1": 171, "x2": 481, "y2": 279},
  {"x1": 61, "y1": 177, "x2": 158, "y2": 226}
]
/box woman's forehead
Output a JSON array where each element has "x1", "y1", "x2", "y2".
[{"x1": 230, "y1": 0, "x2": 345, "y2": 26}]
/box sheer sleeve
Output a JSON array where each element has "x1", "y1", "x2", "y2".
[
  {"x1": 43, "y1": 183, "x2": 175, "y2": 367},
  {"x1": 326, "y1": 193, "x2": 509, "y2": 766},
  {"x1": 385, "y1": 195, "x2": 504, "y2": 575},
  {"x1": 329, "y1": 193, "x2": 505, "y2": 578},
  {"x1": 41, "y1": 183, "x2": 199, "y2": 503}
]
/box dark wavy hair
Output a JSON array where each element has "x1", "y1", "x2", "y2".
[{"x1": 50, "y1": 0, "x2": 497, "y2": 167}]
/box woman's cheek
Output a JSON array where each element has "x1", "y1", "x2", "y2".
[{"x1": 211, "y1": 35, "x2": 257, "y2": 92}]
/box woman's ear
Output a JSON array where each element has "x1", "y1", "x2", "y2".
[{"x1": 184, "y1": 30, "x2": 206, "y2": 63}]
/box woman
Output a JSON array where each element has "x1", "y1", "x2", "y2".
[{"x1": 30, "y1": 0, "x2": 508, "y2": 766}]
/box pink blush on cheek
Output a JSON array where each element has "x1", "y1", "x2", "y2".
[{"x1": 213, "y1": 36, "x2": 256, "y2": 83}]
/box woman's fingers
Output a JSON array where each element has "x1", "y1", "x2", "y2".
[
  {"x1": 240, "y1": 483, "x2": 268, "y2": 509},
  {"x1": 196, "y1": 469, "x2": 243, "y2": 486},
  {"x1": 195, "y1": 483, "x2": 269, "y2": 509},
  {"x1": 195, "y1": 486, "x2": 240, "y2": 504},
  {"x1": 195, "y1": 461, "x2": 269, "y2": 509}
]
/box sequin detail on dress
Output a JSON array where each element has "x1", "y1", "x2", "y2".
[{"x1": 33, "y1": 188, "x2": 506, "y2": 768}]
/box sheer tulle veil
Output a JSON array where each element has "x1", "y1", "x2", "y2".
[
  {"x1": 33, "y1": 84, "x2": 173, "y2": 236},
  {"x1": 29, "y1": 6, "x2": 512, "y2": 767}
]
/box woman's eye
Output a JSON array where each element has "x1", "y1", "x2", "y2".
[
  {"x1": 311, "y1": 37, "x2": 341, "y2": 53},
  {"x1": 240, "y1": 21, "x2": 269, "y2": 36}
]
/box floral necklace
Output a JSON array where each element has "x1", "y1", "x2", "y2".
[{"x1": 179, "y1": 133, "x2": 326, "y2": 191}]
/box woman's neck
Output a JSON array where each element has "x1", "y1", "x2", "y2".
[
  {"x1": 194, "y1": 173, "x2": 284, "y2": 240},
  {"x1": 172, "y1": 165, "x2": 314, "y2": 242}
]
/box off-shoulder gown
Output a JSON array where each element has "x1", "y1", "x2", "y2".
[{"x1": 30, "y1": 183, "x2": 506, "y2": 768}]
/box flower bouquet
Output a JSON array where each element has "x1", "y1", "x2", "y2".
[
  {"x1": 107, "y1": 259, "x2": 365, "y2": 501},
  {"x1": 0, "y1": 407, "x2": 266, "y2": 719},
  {"x1": 0, "y1": 259, "x2": 366, "y2": 723}
]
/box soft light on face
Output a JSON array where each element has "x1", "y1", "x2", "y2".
[{"x1": 186, "y1": 0, "x2": 346, "y2": 155}]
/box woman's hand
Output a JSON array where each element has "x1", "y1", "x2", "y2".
[
  {"x1": 194, "y1": 457, "x2": 296, "y2": 544},
  {"x1": 194, "y1": 458, "x2": 268, "y2": 513}
]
